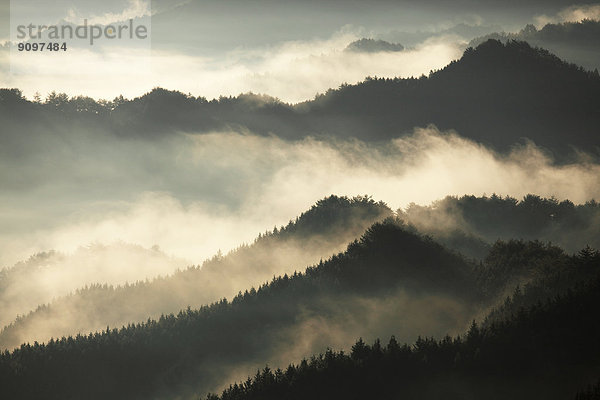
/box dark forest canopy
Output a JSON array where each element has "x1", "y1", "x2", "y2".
[
  {"x1": 206, "y1": 274, "x2": 600, "y2": 400},
  {"x1": 0, "y1": 214, "x2": 598, "y2": 400},
  {"x1": 1, "y1": 39, "x2": 599, "y2": 159},
  {"x1": 575, "y1": 379, "x2": 600, "y2": 400},
  {"x1": 400, "y1": 193, "x2": 600, "y2": 257}
]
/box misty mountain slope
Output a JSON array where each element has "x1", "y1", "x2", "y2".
[
  {"x1": 0, "y1": 220, "x2": 485, "y2": 400},
  {"x1": 0, "y1": 244, "x2": 188, "y2": 329},
  {"x1": 474, "y1": 239, "x2": 570, "y2": 298},
  {"x1": 481, "y1": 244, "x2": 600, "y2": 326},
  {"x1": 1, "y1": 193, "x2": 596, "y2": 349},
  {"x1": 401, "y1": 194, "x2": 600, "y2": 255},
  {"x1": 1, "y1": 220, "x2": 596, "y2": 400},
  {"x1": 470, "y1": 20, "x2": 600, "y2": 71},
  {"x1": 3, "y1": 39, "x2": 599, "y2": 158},
  {"x1": 206, "y1": 274, "x2": 600, "y2": 400},
  {"x1": 0, "y1": 195, "x2": 392, "y2": 350}
]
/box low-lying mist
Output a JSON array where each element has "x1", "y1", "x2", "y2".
[
  {"x1": 3, "y1": 125, "x2": 598, "y2": 265},
  {"x1": 0, "y1": 243, "x2": 188, "y2": 329},
  {"x1": 2, "y1": 123, "x2": 599, "y2": 300},
  {"x1": 1, "y1": 122, "x2": 599, "y2": 351}
]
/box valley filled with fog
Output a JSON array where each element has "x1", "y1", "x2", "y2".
[{"x1": 1, "y1": 1, "x2": 600, "y2": 399}]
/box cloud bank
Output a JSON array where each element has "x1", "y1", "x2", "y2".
[{"x1": 2, "y1": 126, "x2": 598, "y2": 270}]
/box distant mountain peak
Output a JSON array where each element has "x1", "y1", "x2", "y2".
[{"x1": 345, "y1": 38, "x2": 404, "y2": 53}]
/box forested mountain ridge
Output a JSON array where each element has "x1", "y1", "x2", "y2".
[
  {"x1": 206, "y1": 273, "x2": 600, "y2": 400},
  {"x1": 0, "y1": 217, "x2": 597, "y2": 400},
  {"x1": 401, "y1": 194, "x2": 600, "y2": 256},
  {"x1": 3, "y1": 194, "x2": 595, "y2": 350},
  {"x1": 2, "y1": 40, "x2": 599, "y2": 158},
  {"x1": 0, "y1": 195, "x2": 392, "y2": 350},
  {"x1": 2, "y1": 192, "x2": 596, "y2": 344},
  {"x1": 481, "y1": 244, "x2": 600, "y2": 326},
  {"x1": 0, "y1": 220, "x2": 478, "y2": 399},
  {"x1": 302, "y1": 39, "x2": 600, "y2": 155}
]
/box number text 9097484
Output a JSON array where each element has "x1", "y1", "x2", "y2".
[{"x1": 17, "y1": 42, "x2": 67, "y2": 52}]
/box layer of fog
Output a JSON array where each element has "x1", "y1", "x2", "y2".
[
  {"x1": 3, "y1": 126, "x2": 600, "y2": 269},
  {"x1": 2, "y1": 125, "x2": 599, "y2": 347},
  {"x1": 0, "y1": 31, "x2": 464, "y2": 102},
  {"x1": 0, "y1": 243, "x2": 187, "y2": 329}
]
